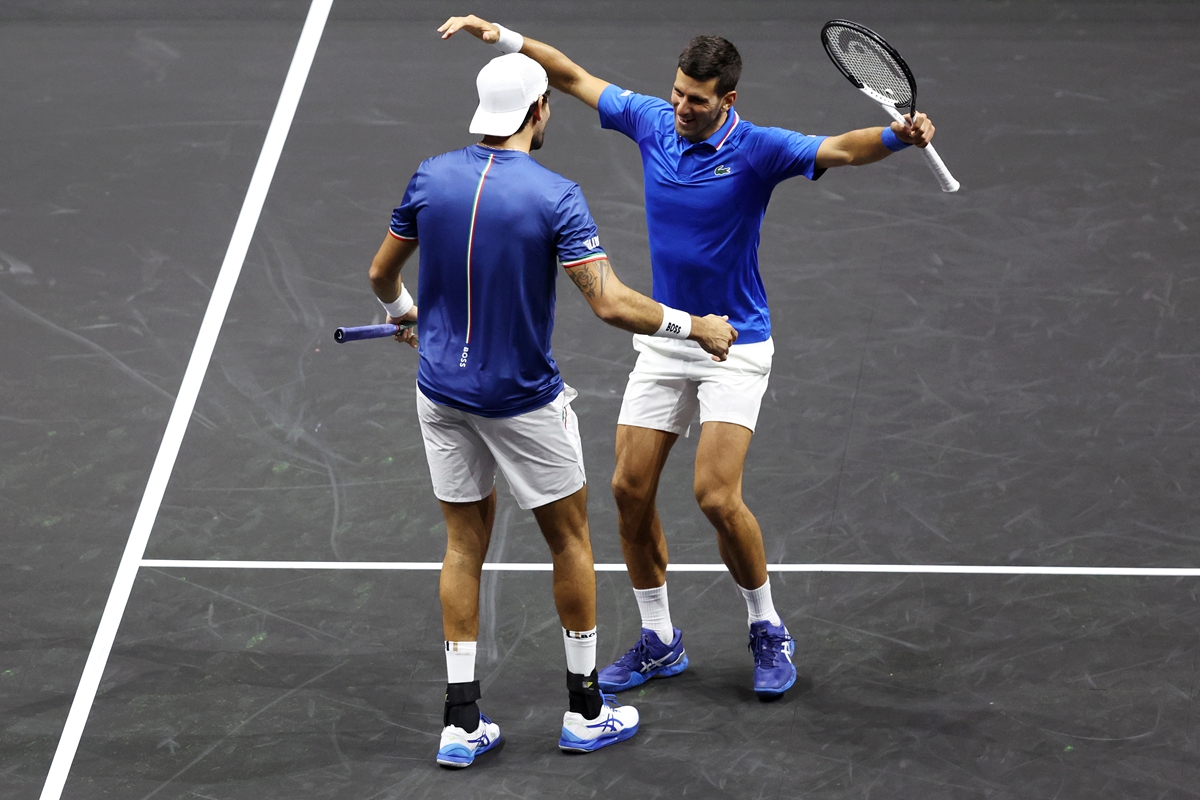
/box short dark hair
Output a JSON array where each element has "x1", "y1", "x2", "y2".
[
  {"x1": 678, "y1": 35, "x2": 741, "y2": 96},
  {"x1": 516, "y1": 89, "x2": 551, "y2": 134}
]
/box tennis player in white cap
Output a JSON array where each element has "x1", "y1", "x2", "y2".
[{"x1": 366, "y1": 53, "x2": 735, "y2": 766}]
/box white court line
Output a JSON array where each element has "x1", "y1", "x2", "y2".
[
  {"x1": 140, "y1": 559, "x2": 1200, "y2": 577},
  {"x1": 39, "y1": 3, "x2": 334, "y2": 799}
]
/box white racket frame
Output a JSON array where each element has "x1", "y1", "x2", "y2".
[{"x1": 860, "y1": 85, "x2": 959, "y2": 193}]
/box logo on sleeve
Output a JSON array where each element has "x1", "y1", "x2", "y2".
[
  {"x1": 584, "y1": 236, "x2": 600, "y2": 250},
  {"x1": 619, "y1": 90, "x2": 633, "y2": 97},
  {"x1": 714, "y1": 165, "x2": 732, "y2": 176}
]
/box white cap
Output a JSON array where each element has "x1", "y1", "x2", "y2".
[{"x1": 469, "y1": 53, "x2": 549, "y2": 136}]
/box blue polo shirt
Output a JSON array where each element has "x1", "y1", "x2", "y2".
[
  {"x1": 598, "y1": 85, "x2": 826, "y2": 344},
  {"x1": 390, "y1": 145, "x2": 607, "y2": 418}
]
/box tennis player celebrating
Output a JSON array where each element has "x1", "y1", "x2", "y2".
[
  {"x1": 369, "y1": 53, "x2": 735, "y2": 766},
  {"x1": 439, "y1": 16, "x2": 936, "y2": 699}
]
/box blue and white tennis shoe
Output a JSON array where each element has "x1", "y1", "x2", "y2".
[
  {"x1": 597, "y1": 627, "x2": 688, "y2": 692},
  {"x1": 558, "y1": 694, "x2": 640, "y2": 753},
  {"x1": 436, "y1": 714, "x2": 500, "y2": 768},
  {"x1": 749, "y1": 620, "x2": 796, "y2": 697}
]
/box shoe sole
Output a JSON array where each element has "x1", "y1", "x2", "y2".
[
  {"x1": 754, "y1": 667, "x2": 797, "y2": 699},
  {"x1": 558, "y1": 721, "x2": 640, "y2": 753},
  {"x1": 436, "y1": 733, "x2": 500, "y2": 768},
  {"x1": 598, "y1": 653, "x2": 689, "y2": 693}
]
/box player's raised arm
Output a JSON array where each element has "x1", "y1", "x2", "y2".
[
  {"x1": 815, "y1": 112, "x2": 935, "y2": 169},
  {"x1": 439, "y1": 14, "x2": 609, "y2": 109},
  {"x1": 564, "y1": 257, "x2": 736, "y2": 361}
]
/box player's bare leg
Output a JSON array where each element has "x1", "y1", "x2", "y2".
[
  {"x1": 694, "y1": 421, "x2": 796, "y2": 698},
  {"x1": 692, "y1": 421, "x2": 767, "y2": 590},
  {"x1": 439, "y1": 490, "x2": 498, "y2": 641},
  {"x1": 611, "y1": 424, "x2": 678, "y2": 589},
  {"x1": 530, "y1": 485, "x2": 597, "y2": 632},
  {"x1": 599, "y1": 424, "x2": 689, "y2": 692}
]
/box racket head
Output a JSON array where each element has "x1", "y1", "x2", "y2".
[{"x1": 821, "y1": 19, "x2": 917, "y2": 117}]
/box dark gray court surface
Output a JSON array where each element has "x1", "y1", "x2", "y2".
[{"x1": 3, "y1": 1, "x2": 1199, "y2": 798}]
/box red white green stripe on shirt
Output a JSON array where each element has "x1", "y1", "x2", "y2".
[
  {"x1": 561, "y1": 252, "x2": 608, "y2": 269},
  {"x1": 464, "y1": 153, "x2": 496, "y2": 343}
]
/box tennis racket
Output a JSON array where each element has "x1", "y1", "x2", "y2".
[
  {"x1": 820, "y1": 19, "x2": 959, "y2": 193},
  {"x1": 333, "y1": 321, "x2": 415, "y2": 343}
]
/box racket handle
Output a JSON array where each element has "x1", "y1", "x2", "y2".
[
  {"x1": 880, "y1": 105, "x2": 960, "y2": 193},
  {"x1": 918, "y1": 142, "x2": 959, "y2": 193},
  {"x1": 334, "y1": 323, "x2": 399, "y2": 343}
]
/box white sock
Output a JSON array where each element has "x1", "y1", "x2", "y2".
[
  {"x1": 563, "y1": 627, "x2": 597, "y2": 675},
  {"x1": 739, "y1": 579, "x2": 782, "y2": 626},
  {"x1": 633, "y1": 584, "x2": 674, "y2": 644},
  {"x1": 445, "y1": 641, "x2": 477, "y2": 684}
]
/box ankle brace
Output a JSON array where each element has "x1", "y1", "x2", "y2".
[
  {"x1": 566, "y1": 669, "x2": 603, "y2": 719},
  {"x1": 444, "y1": 679, "x2": 481, "y2": 730}
]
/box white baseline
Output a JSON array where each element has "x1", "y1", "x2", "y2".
[{"x1": 139, "y1": 559, "x2": 1200, "y2": 577}]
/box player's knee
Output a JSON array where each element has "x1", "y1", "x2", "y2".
[
  {"x1": 611, "y1": 468, "x2": 653, "y2": 511},
  {"x1": 534, "y1": 516, "x2": 591, "y2": 558},
  {"x1": 694, "y1": 480, "x2": 740, "y2": 525}
]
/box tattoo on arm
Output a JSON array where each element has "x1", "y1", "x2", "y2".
[{"x1": 567, "y1": 259, "x2": 610, "y2": 299}]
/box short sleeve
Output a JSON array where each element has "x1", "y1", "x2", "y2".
[
  {"x1": 553, "y1": 184, "x2": 606, "y2": 268},
  {"x1": 745, "y1": 127, "x2": 829, "y2": 184},
  {"x1": 597, "y1": 84, "x2": 671, "y2": 144},
  {"x1": 389, "y1": 170, "x2": 422, "y2": 240}
]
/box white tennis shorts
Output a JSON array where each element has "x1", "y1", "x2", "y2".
[
  {"x1": 617, "y1": 334, "x2": 774, "y2": 435},
  {"x1": 416, "y1": 384, "x2": 586, "y2": 510}
]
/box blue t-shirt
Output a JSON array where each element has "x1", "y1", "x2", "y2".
[
  {"x1": 391, "y1": 145, "x2": 607, "y2": 418},
  {"x1": 597, "y1": 85, "x2": 826, "y2": 344}
]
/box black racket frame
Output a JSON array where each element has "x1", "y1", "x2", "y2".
[{"x1": 820, "y1": 19, "x2": 919, "y2": 120}]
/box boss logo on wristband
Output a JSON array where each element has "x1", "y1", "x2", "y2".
[{"x1": 655, "y1": 304, "x2": 692, "y2": 340}]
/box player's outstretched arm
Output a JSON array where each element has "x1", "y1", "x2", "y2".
[
  {"x1": 368, "y1": 234, "x2": 419, "y2": 347},
  {"x1": 439, "y1": 14, "x2": 609, "y2": 109},
  {"x1": 565, "y1": 258, "x2": 737, "y2": 361},
  {"x1": 815, "y1": 112, "x2": 935, "y2": 169}
]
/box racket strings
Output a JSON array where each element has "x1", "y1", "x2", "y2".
[{"x1": 825, "y1": 26, "x2": 913, "y2": 109}]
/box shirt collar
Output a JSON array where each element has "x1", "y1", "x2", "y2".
[
  {"x1": 472, "y1": 143, "x2": 529, "y2": 158},
  {"x1": 681, "y1": 108, "x2": 741, "y2": 151}
]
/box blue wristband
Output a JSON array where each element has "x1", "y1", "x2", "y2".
[{"x1": 880, "y1": 127, "x2": 911, "y2": 152}]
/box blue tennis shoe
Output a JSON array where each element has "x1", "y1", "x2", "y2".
[
  {"x1": 597, "y1": 627, "x2": 688, "y2": 692},
  {"x1": 749, "y1": 620, "x2": 796, "y2": 698}
]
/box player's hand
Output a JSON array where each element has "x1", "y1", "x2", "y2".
[
  {"x1": 387, "y1": 307, "x2": 418, "y2": 349},
  {"x1": 690, "y1": 314, "x2": 737, "y2": 362},
  {"x1": 892, "y1": 112, "x2": 934, "y2": 148},
  {"x1": 438, "y1": 15, "x2": 499, "y2": 43}
]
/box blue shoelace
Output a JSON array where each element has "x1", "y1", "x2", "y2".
[
  {"x1": 613, "y1": 632, "x2": 657, "y2": 670},
  {"x1": 749, "y1": 629, "x2": 792, "y2": 669}
]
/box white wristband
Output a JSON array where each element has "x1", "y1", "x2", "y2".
[
  {"x1": 655, "y1": 304, "x2": 692, "y2": 340},
  {"x1": 492, "y1": 24, "x2": 524, "y2": 54},
  {"x1": 380, "y1": 285, "x2": 413, "y2": 318}
]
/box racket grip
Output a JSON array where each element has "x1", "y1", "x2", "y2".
[
  {"x1": 919, "y1": 143, "x2": 960, "y2": 193},
  {"x1": 880, "y1": 105, "x2": 959, "y2": 193},
  {"x1": 334, "y1": 323, "x2": 399, "y2": 343}
]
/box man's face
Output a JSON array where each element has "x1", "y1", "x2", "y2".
[
  {"x1": 530, "y1": 94, "x2": 550, "y2": 151},
  {"x1": 670, "y1": 69, "x2": 735, "y2": 141}
]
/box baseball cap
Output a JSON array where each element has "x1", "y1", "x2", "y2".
[{"x1": 469, "y1": 53, "x2": 549, "y2": 136}]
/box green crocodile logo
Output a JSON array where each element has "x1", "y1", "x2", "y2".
[{"x1": 714, "y1": 165, "x2": 732, "y2": 176}]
